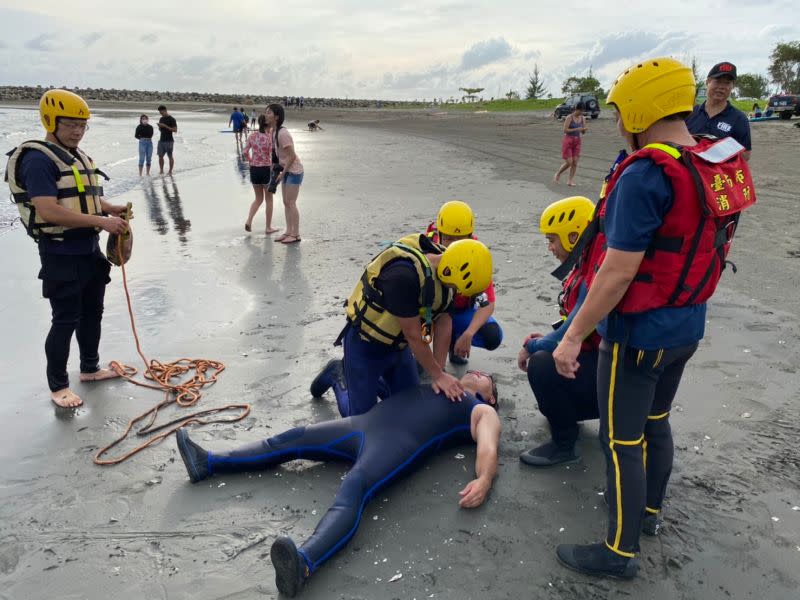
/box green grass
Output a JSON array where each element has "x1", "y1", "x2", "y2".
[
  {"x1": 730, "y1": 98, "x2": 770, "y2": 112},
  {"x1": 421, "y1": 96, "x2": 770, "y2": 114},
  {"x1": 444, "y1": 98, "x2": 565, "y2": 112}
]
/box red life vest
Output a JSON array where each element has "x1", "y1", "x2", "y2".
[
  {"x1": 580, "y1": 136, "x2": 755, "y2": 314},
  {"x1": 558, "y1": 266, "x2": 601, "y2": 351}
]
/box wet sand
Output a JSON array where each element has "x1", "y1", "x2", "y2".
[{"x1": 1, "y1": 109, "x2": 799, "y2": 599}]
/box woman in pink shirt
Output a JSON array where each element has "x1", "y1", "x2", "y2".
[
  {"x1": 243, "y1": 114, "x2": 279, "y2": 233},
  {"x1": 266, "y1": 103, "x2": 304, "y2": 244}
]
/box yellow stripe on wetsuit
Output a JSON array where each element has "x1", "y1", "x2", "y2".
[{"x1": 606, "y1": 342, "x2": 638, "y2": 559}]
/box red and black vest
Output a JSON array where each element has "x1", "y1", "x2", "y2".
[
  {"x1": 579, "y1": 136, "x2": 755, "y2": 314},
  {"x1": 558, "y1": 266, "x2": 601, "y2": 350}
]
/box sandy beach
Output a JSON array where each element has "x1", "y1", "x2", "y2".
[{"x1": 1, "y1": 105, "x2": 798, "y2": 600}]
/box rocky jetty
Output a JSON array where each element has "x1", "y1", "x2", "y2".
[{"x1": 0, "y1": 85, "x2": 416, "y2": 109}]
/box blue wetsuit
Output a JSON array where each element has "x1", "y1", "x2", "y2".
[{"x1": 205, "y1": 386, "x2": 485, "y2": 574}]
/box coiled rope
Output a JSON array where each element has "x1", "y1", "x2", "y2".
[{"x1": 93, "y1": 227, "x2": 250, "y2": 465}]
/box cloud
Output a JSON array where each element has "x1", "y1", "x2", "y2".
[
  {"x1": 758, "y1": 24, "x2": 798, "y2": 38},
  {"x1": 569, "y1": 31, "x2": 693, "y2": 74},
  {"x1": 459, "y1": 37, "x2": 512, "y2": 71},
  {"x1": 25, "y1": 33, "x2": 59, "y2": 52},
  {"x1": 82, "y1": 32, "x2": 103, "y2": 47},
  {"x1": 140, "y1": 33, "x2": 158, "y2": 43}
]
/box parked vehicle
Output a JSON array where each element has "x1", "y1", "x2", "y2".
[
  {"x1": 767, "y1": 93, "x2": 800, "y2": 120},
  {"x1": 554, "y1": 93, "x2": 600, "y2": 119}
]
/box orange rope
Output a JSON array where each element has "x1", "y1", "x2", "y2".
[{"x1": 93, "y1": 227, "x2": 250, "y2": 465}]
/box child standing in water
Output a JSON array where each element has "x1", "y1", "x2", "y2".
[
  {"x1": 554, "y1": 105, "x2": 587, "y2": 186},
  {"x1": 135, "y1": 114, "x2": 154, "y2": 176},
  {"x1": 243, "y1": 115, "x2": 279, "y2": 234}
]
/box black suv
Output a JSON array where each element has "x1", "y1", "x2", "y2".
[
  {"x1": 767, "y1": 93, "x2": 800, "y2": 120},
  {"x1": 554, "y1": 93, "x2": 600, "y2": 119}
]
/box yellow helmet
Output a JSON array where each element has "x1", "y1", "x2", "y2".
[
  {"x1": 436, "y1": 200, "x2": 474, "y2": 237},
  {"x1": 606, "y1": 57, "x2": 695, "y2": 133},
  {"x1": 540, "y1": 196, "x2": 595, "y2": 252},
  {"x1": 39, "y1": 89, "x2": 91, "y2": 133},
  {"x1": 437, "y1": 239, "x2": 492, "y2": 295}
]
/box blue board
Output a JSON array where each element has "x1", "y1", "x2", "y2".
[
  {"x1": 219, "y1": 129, "x2": 236, "y2": 133},
  {"x1": 748, "y1": 115, "x2": 780, "y2": 122}
]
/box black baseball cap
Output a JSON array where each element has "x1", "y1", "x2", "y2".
[{"x1": 707, "y1": 62, "x2": 737, "y2": 80}]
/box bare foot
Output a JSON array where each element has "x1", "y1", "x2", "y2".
[
  {"x1": 51, "y1": 388, "x2": 83, "y2": 408},
  {"x1": 79, "y1": 367, "x2": 121, "y2": 382},
  {"x1": 265, "y1": 227, "x2": 280, "y2": 234},
  {"x1": 567, "y1": 181, "x2": 576, "y2": 187},
  {"x1": 274, "y1": 233, "x2": 289, "y2": 242},
  {"x1": 553, "y1": 173, "x2": 560, "y2": 184}
]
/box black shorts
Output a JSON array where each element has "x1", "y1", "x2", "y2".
[
  {"x1": 157, "y1": 141, "x2": 174, "y2": 157},
  {"x1": 250, "y1": 166, "x2": 271, "y2": 185}
]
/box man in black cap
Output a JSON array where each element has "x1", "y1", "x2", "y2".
[{"x1": 686, "y1": 61, "x2": 751, "y2": 160}]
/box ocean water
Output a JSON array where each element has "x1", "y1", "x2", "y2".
[{"x1": 0, "y1": 106, "x2": 234, "y2": 233}]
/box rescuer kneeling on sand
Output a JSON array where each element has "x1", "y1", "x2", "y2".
[{"x1": 311, "y1": 235, "x2": 493, "y2": 417}]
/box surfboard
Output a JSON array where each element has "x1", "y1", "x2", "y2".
[
  {"x1": 748, "y1": 115, "x2": 779, "y2": 122},
  {"x1": 219, "y1": 129, "x2": 236, "y2": 133}
]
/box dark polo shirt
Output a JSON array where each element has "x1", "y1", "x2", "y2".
[{"x1": 686, "y1": 101, "x2": 751, "y2": 150}]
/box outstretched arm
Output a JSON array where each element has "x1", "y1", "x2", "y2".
[{"x1": 459, "y1": 405, "x2": 500, "y2": 508}]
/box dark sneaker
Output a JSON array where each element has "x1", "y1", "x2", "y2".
[
  {"x1": 448, "y1": 350, "x2": 468, "y2": 366},
  {"x1": 601, "y1": 491, "x2": 663, "y2": 536},
  {"x1": 519, "y1": 441, "x2": 580, "y2": 467},
  {"x1": 556, "y1": 542, "x2": 640, "y2": 580},
  {"x1": 271, "y1": 536, "x2": 309, "y2": 597},
  {"x1": 310, "y1": 359, "x2": 343, "y2": 398},
  {"x1": 641, "y1": 513, "x2": 663, "y2": 536},
  {"x1": 176, "y1": 428, "x2": 209, "y2": 483}
]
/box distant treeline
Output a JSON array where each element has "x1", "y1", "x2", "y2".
[{"x1": 0, "y1": 85, "x2": 418, "y2": 109}]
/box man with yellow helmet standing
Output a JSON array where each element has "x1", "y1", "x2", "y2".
[
  {"x1": 517, "y1": 196, "x2": 600, "y2": 467},
  {"x1": 552, "y1": 58, "x2": 755, "y2": 577},
  {"x1": 311, "y1": 234, "x2": 493, "y2": 417},
  {"x1": 428, "y1": 200, "x2": 503, "y2": 365},
  {"x1": 5, "y1": 89, "x2": 129, "y2": 408}
]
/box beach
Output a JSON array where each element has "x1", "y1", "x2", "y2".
[{"x1": 1, "y1": 105, "x2": 799, "y2": 600}]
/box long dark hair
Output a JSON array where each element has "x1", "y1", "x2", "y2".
[
  {"x1": 267, "y1": 103, "x2": 284, "y2": 128},
  {"x1": 257, "y1": 113, "x2": 268, "y2": 133}
]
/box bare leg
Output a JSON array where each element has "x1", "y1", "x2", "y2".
[
  {"x1": 138, "y1": 164, "x2": 143, "y2": 176},
  {"x1": 554, "y1": 160, "x2": 570, "y2": 183},
  {"x1": 567, "y1": 159, "x2": 578, "y2": 186},
  {"x1": 168, "y1": 155, "x2": 175, "y2": 175},
  {"x1": 246, "y1": 185, "x2": 265, "y2": 230},
  {"x1": 159, "y1": 155, "x2": 165, "y2": 174},
  {"x1": 282, "y1": 183, "x2": 301, "y2": 237},
  {"x1": 265, "y1": 192, "x2": 279, "y2": 233}
]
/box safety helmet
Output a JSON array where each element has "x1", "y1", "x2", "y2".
[
  {"x1": 39, "y1": 89, "x2": 91, "y2": 133},
  {"x1": 436, "y1": 200, "x2": 474, "y2": 237},
  {"x1": 606, "y1": 57, "x2": 695, "y2": 133},
  {"x1": 539, "y1": 196, "x2": 595, "y2": 253},
  {"x1": 437, "y1": 239, "x2": 492, "y2": 295}
]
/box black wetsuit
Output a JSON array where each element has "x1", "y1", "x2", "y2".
[{"x1": 206, "y1": 386, "x2": 484, "y2": 574}]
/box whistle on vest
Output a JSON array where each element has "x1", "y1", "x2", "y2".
[
  {"x1": 421, "y1": 322, "x2": 432, "y2": 344},
  {"x1": 106, "y1": 202, "x2": 133, "y2": 267}
]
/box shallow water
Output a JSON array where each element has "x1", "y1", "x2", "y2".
[{"x1": 0, "y1": 107, "x2": 236, "y2": 233}]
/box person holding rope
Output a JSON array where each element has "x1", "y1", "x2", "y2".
[
  {"x1": 5, "y1": 89, "x2": 129, "y2": 408},
  {"x1": 552, "y1": 57, "x2": 755, "y2": 578},
  {"x1": 175, "y1": 370, "x2": 501, "y2": 597}
]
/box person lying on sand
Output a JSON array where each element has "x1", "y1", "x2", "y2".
[{"x1": 176, "y1": 369, "x2": 501, "y2": 597}]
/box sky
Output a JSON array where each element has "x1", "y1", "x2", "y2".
[{"x1": 1, "y1": 1, "x2": 798, "y2": 100}]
